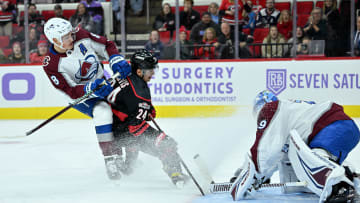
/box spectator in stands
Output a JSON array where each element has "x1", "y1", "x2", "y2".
[
  {"x1": 296, "y1": 36, "x2": 311, "y2": 55},
  {"x1": 29, "y1": 26, "x2": 40, "y2": 52},
  {"x1": 215, "y1": 22, "x2": 253, "y2": 58},
  {"x1": 256, "y1": 0, "x2": 280, "y2": 28},
  {"x1": 162, "y1": 26, "x2": 194, "y2": 59},
  {"x1": 190, "y1": 12, "x2": 221, "y2": 44},
  {"x1": 0, "y1": 49, "x2": 7, "y2": 64},
  {"x1": 323, "y1": 0, "x2": 340, "y2": 56},
  {"x1": 30, "y1": 40, "x2": 48, "y2": 63},
  {"x1": 145, "y1": 30, "x2": 164, "y2": 59},
  {"x1": 208, "y1": 2, "x2": 222, "y2": 25},
  {"x1": 153, "y1": 3, "x2": 175, "y2": 36},
  {"x1": 261, "y1": 25, "x2": 285, "y2": 58},
  {"x1": 0, "y1": 0, "x2": 16, "y2": 37},
  {"x1": 196, "y1": 27, "x2": 218, "y2": 59},
  {"x1": 354, "y1": 16, "x2": 360, "y2": 56},
  {"x1": 286, "y1": 26, "x2": 306, "y2": 56},
  {"x1": 277, "y1": 9, "x2": 292, "y2": 40},
  {"x1": 7, "y1": 41, "x2": 25, "y2": 64},
  {"x1": 219, "y1": 0, "x2": 245, "y2": 31},
  {"x1": 10, "y1": 24, "x2": 39, "y2": 52},
  {"x1": 242, "y1": 0, "x2": 256, "y2": 35},
  {"x1": 179, "y1": 26, "x2": 194, "y2": 59},
  {"x1": 303, "y1": 7, "x2": 328, "y2": 41},
  {"x1": 19, "y1": 3, "x2": 45, "y2": 29},
  {"x1": 54, "y1": 4, "x2": 67, "y2": 20},
  {"x1": 180, "y1": 0, "x2": 200, "y2": 30},
  {"x1": 129, "y1": 0, "x2": 144, "y2": 16},
  {"x1": 70, "y1": 3, "x2": 95, "y2": 33},
  {"x1": 80, "y1": 0, "x2": 104, "y2": 35}
]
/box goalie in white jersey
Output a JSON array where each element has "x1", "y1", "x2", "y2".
[
  {"x1": 42, "y1": 18, "x2": 131, "y2": 180},
  {"x1": 230, "y1": 90, "x2": 360, "y2": 203}
]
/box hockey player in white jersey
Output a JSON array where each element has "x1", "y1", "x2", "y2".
[
  {"x1": 42, "y1": 18, "x2": 131, "y2": 180},
  {"x1": 230, "y1": 90, "x2": 360, "y2": 203}
]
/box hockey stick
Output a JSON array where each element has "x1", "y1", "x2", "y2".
[
  {"x1": 193, "y1": 153, "x2": 308, "y2": 194},
  {"x1": 149, "y1": 115, "x2": 205, "y2": 196},
  {"x1": 23, "y1": 72, "x2": 120, "y2": 137},
  {"x1": 209, "y1": 181, "x2": 308, "y2": 194}
]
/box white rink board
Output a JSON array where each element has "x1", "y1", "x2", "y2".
[{"x1": 0, "y1": 59, "x2": 359, "y2": 108}]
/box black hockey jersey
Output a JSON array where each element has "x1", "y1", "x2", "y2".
[{"x1": 107, "y1": 74, "x2": 154, "y2": 135}]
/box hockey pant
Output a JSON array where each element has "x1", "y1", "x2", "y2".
[
  {"x1": 114, "y1": 122, "x2": 182, "y2": 177},
  {"x1": 73, "y1": 98, "x2": 115, "y2": 156},
  {"x1": 309, "y1": 120, "x2": 360, "y2": 164}
]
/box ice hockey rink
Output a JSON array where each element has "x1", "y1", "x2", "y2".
[{"x1": 1, "y1": 111, "x2": 360, "y2": 203}]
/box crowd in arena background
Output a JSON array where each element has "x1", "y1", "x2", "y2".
[{"x1": 0, "y1": 0, "x2": 359, "y2": 63}]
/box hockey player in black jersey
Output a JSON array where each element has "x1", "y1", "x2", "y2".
[{"x1": 106, "y1": 49, "x2": 189, "y2": 187}]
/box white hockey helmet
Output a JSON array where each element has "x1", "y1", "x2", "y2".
[{"x1": 44, "y1": 17, "x2": 73, "y2": 49}]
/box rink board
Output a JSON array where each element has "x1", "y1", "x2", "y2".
[{"x1": 1, "y1": 58, "x2": 360, "y2": 119}]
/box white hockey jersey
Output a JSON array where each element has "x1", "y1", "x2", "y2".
[
  {"x1": 250, "y1": 100, "x2": 351, "y2": 180},
  {"x1": 42, "y1": 27, "x2": 119, "y2": 100}
]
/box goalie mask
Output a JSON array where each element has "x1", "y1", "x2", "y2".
[
  {"x1": 253, "y1": 90, "x2": 278, "y2": 119},
  {"x1": 44, "y1": 17, "x2": 74, "y2": 50}
]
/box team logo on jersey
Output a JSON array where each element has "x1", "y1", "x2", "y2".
[
  {"x1": 43, "y1": 56, "x2": 50, "y2": 66},
  {"x1": 139, "y1": 102, "x2": 150, "y2": 110},
  {"x1": 75, "y1": 55, "x2": 99, "y2": 81},
  {"x1": 266, "y1": 69, "x2": 286, "y2": 95}
]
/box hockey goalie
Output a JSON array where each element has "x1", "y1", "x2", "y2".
[{"x1": 230, "y1": 90, "x2": 360, "y2": 203}]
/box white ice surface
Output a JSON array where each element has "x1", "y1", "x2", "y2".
[{"x1": 1, "y1": 112, "x2": 359, "y2": 203}]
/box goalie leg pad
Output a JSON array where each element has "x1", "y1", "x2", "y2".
[
  {"x1": 278, "y1": 158, "x2": 312, "y2": 194},
  {"x1": 288, "y1": 130, "x2": 354, "y2": 202}
]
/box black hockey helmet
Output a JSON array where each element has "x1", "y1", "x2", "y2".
[{"x1": 130, "y1": 49, "x2": 158, "y2": 73}]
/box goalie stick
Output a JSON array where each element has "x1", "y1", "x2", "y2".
[
  {"x1": 193, "y1": 153, "x2": 308, "y2": 194},
  {"x1": 209, "y1": 181, "x2": 308, "y2": 194},
  {"x1": 0, "y1": 72, "x2": 120, "y2": 139}
]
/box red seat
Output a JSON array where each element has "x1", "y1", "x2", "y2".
[
  {"x1": 275, "y1": 2, "x2": 291, "y2": 12},
  {"x1": 193, "y1": 5, "x2": 209, "y2": 15},
  {"x1": 12, "y1": 24, "x2": 23, "y2": 35},
  {"x1": 171, "y1": 6, "x2": 184, "y2": 14},
  {"x1": 42, "y1": 10, "x2": 56, "y2": 21},
  {"x1": 296, "y1": 1, "x2": 314, "y2": 14},
  {"x1": 159, "y1": 31, "x2": 171, "y2": 44},
  {"x1": 243, "y1": 28, "x2": 251, "y2": 35},
  {"x1": 2, "y1": 48, "x2": 12, "y2": 57},
  {"x1": 63, "y1": 10, "x2": 76, "y2": 19},
  {"x1": 253, "y1": 28, "x2": 269, "y2": 43},
  {"x1": 0, "y1": 36, "x2": 10, "y2": 49},
  {"x1": 297, "y1": 14, "x2": 310, "y2": 27},
  {"x1": 315, "y1": 1, "x2": 324, "y2": 8}
]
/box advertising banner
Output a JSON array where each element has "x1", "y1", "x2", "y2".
[{"x1": 0, "y1": 59, "x2": 359, "y2": 119}]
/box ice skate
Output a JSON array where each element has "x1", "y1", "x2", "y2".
[
  {"x1": 104, "y1": 155, "x2": 122, "y2": 180},
  {"x1": 325, "y1": 181, "x2": 356, "y2": 203},
  {"x1": 170, "y1": 172, "x2": 190, "y2": 189}
]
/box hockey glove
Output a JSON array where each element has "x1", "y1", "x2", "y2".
[
  {"x1": 109, "y1": 54, "x2": 131, "y2": 79},
  {"x1": 230, "y1": 153, "x2": 263, "y2": 200},
  {"x1": 84, "y1": 78, "x2": 113, "y2": 98}
]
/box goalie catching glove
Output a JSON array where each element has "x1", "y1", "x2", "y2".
[{"x1": 230, "y1": 153, "x2": 267, "y2": 200}]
